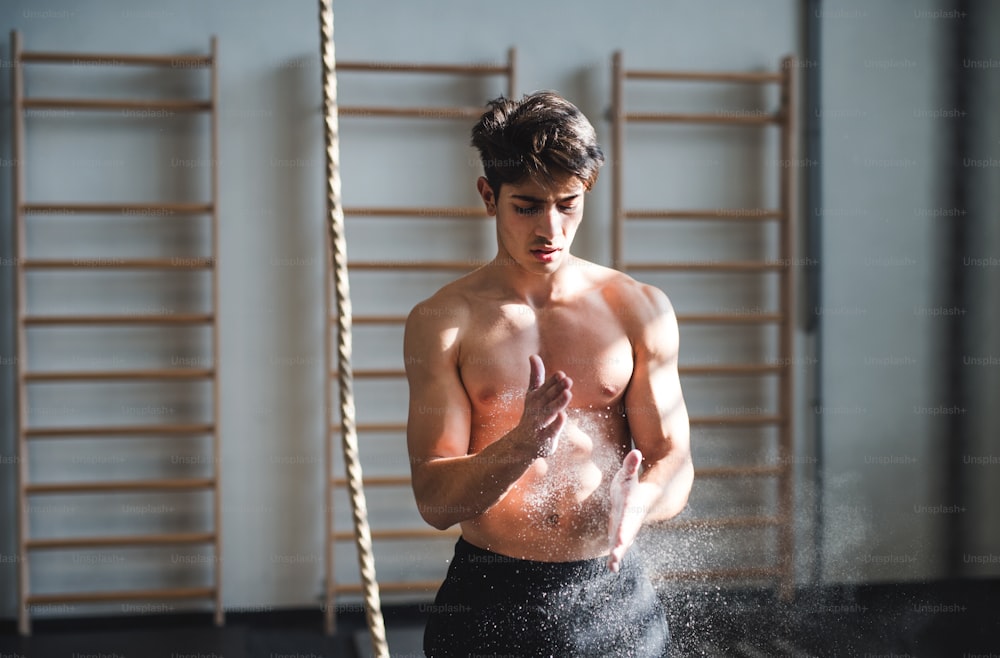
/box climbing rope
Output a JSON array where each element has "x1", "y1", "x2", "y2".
[{"x1": 318, "y1": 1, "x2": 389, "y2": 655}]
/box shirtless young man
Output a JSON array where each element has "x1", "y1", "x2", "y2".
[{"x1": 405, "y1": 91, "x2": 693, "y2": 657}]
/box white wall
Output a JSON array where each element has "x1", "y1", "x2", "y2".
[
  {"x1": 0, "y1": 0, "x2": 805, "y2": 619},
  {"x1": 3, "y1": 0, "x2": 992, "y2": 623}
]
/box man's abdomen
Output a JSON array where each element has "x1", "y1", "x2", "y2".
[{"x1": 463, "y1": 411, "x2": 630, "y2": 561}]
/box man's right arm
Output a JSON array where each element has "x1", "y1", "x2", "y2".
[{"x1": 403, "y1": 297, "x2": 571, "y2": 530}]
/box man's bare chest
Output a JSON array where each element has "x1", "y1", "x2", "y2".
[{"x1": 459, "y1": 301, "x2": 634, "y2": 412}]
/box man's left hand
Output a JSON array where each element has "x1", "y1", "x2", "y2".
[{"x1": 607, "y1": 449, "x2": 645, "y2": 573}]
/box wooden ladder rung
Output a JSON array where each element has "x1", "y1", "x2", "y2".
[
  {"x1": 624, "y1": 209, "x2": 783, "y2": 221},
  {"x1": 24, "y1": 314, "x2": 214, "y2": 326},
  {"x1": 348, "y1": 260, "x2": 479, "y2": 271},
  {"x1": 336, "y1": 423, "x2": 406, "y2": 433},
  {"x1": 336, "y1": 61, "x2": 508, "y2": 76},
  {"x1": 344, "y1": 206, "x2": 488, "y2": 218},
  {"x1": 26, "y1": 586, "x2": 215, "y2": 606},
  {"x1": 22, "y1": 202, "x2": 214, "y2": 215},
  {"x1": 624, "y1": 111, "x2": 780, "y2": 125},
  {"x1": 332, "y1": 528, "x2": 459, "y2": 542},
  {"x1": 340, "y1": 106, "x2": 486, "y2": 120},
  {"x1": 624, "y1": 69, "x2": 783, "y2": 84},
  {"x1": 341, "y1": 315, "x2": 407, "y2": 325},
  {"x1": 23, "y1": 258, "x2": 214, "y2": 270},
  {"x1": 26, "y1": 532, "x2": 216, "y2": 550},
  {"x1": 25, "y1": 369, "x2": 214, "y2": 382},
  {"x1": 20, "y1": 51, "x2": 212, "y2": 68},
  {"x1": 26, "y1": 424, "x2": 215, "y2": 438},
  {"x1": 695, "y1": 465, "x2": 784, "y2": 479},
  {"x1": 689, "y1": 415, "x2": 785, "y2": 426},
  {"x1": 350, "y1": 369, "x2": 406, "y2": 379},
  {"x1": 22, "y1": 98, "x2": 212, "y2": 112},
  {"x1": 25, "y1": 478, "x2": 215, "y2": 495},
  {"x1": 331, "y1": 476, "x2": 410, "y2": 488},
  {"x1": 622, "y1": 261, "x2": 784, "y2": 272}
]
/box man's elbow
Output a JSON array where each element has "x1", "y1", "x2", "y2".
[
  {"x1": 411, "y1": 464, "x2": 456, "y2": 530},
  {"x1": 653, "y1": 456, "x2": 694, "y2": 520},
  {"x1": 671, "y1": 457, "x2": 695, "y2": 514},
  {"x1": 412, "y1": 479, "x2": 468, "y2": 530},
  {"x1": 417, "y1": 503, "x2": 458, "y2": 532}
]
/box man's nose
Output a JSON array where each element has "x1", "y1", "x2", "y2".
[{"x1": 535, "y1": 206, "x2": 560, "y2": 239}]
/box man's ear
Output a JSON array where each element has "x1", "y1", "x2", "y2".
[{"x1": 477, "y1": 176, "x2": 497, "y2": 216}]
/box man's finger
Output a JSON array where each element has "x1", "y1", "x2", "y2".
[
  {"x1": 621, "y1": 449, "x2": 642, "y2": 478},
  {"x1": 549, "y1": 386, "x2": 575, "y2": 421},
  {"x1": 536, "y1": 410, "x2": 566, "y2": 458},
  {"x1": 538, "y1": 372, "x2": 572, "y2": 404},
  {"x1": 536, "y1": 389, "x2": 572, "y2": 430},
  {"x1": 607, "y1": 546, "x2": 626, "y2": 573},
  {"x1": 608, "y1": 554, "x2": 620, "y2": 573},
  {"x1": 548, "y1": 410, "x2": 567, "y2": 436},
  {"x1": 528, "y1": 354, "x2": 544, "y2": 391}
]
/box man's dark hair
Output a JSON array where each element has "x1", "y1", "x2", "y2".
[{"x1": 471, "y1": 91, "x2": 605, "y2": 195}]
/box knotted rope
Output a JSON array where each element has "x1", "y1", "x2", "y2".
[{"x1": 318, "y1": 2, "x2": 389, "y2": 654}]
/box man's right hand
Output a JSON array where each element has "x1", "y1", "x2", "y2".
[{"x1": 514, "y1": 354, "x2": 573, "y2": 459}]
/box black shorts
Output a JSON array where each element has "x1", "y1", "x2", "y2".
[{"x1": 423, "y1": 537, "x2": 670, "y2": 657}]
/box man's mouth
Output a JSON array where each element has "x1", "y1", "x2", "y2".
[{"x1": 530, "y1": 246, "x2": 561, "y2": 262}]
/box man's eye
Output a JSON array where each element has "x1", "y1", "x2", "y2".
[
  {"x1": 559, "y1": 206, "x2": 576, "y2": 213},
  {"x1": 515, "y1": 206, "x2": 540, "y2": 215}
]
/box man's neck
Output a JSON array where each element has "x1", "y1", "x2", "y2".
[{"x1": 489, "y1": 252, "x2": 578, "y2": 308}]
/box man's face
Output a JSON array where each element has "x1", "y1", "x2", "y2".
[{"x1": 478, "y1": 173, "x2": 585, "y2": 275}]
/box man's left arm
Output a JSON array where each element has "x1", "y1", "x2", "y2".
[{"x1": 607, "y1": 284, "x2": 693, "y2": 572}]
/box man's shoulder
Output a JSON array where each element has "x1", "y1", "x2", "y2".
[
  {"x1": 405, "y1": 274, "x2": 481, "y2": 335},
  {"x1": 578, "y1": 265, "x2": 676, "y2": 352},
  {"x1": 408, "y1": 285, "x2": 470, "y2": 325},
  {"x1": 581, "y1": 261, "x2": 673, "y2": 318}
]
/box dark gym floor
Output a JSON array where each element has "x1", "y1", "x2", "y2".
[{"x1": 1, "y1": 579, "x2": 997, "y2": 657}]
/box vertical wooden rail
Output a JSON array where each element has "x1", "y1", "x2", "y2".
[
  {"x1": 777, "y1": 55, "x2": 798, "y2": 600},
  {"x1": 11, "y1": 29, "x2": 31, "y2": 637},
  {"x1": 611, "y1": 50, "x2": 624, "y2": 270},
  {"x1": 209, "y1": 36, "x2": 224, "y2": 628},
  {"x1": 506, "y1": 47, "x2": 518, "y2": 99}
]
